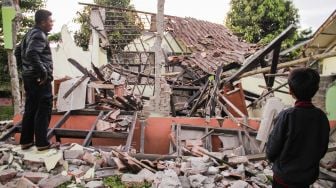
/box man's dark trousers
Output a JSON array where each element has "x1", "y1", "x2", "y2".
[{"x1": 20, "y1": 77, "x2": 52, "y2": 147}]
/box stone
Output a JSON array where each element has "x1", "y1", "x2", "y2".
[
  {"x1": 16, "y1": 177, "x2": 38, "y2": 188},
  {"x1": 137, "y1": 168, "x2": 155, "y2": 182},
  {"x1": 154, "y1": 169, "x2": 181, "y2": 188},
  {"x1": 207, "y1": 166, "x2": 219, "y2": 175},
  {"x1": 38, "y1": 174, "x2": 71, "y2": 188},
  {"x1": 23, "y1": 172, "x2": 49, "y2": 184},
  {"x1": 82, "y1": 152, "x2": 95, "y2": 165},
  {"x1": 85, "y1": 180, "x2": 104, "y2": 188},
  {"x1": 0, "y1": 168, "x2": 17, "y2": 184},
  {"x1": 44, "y1": 150, "x2": 63, "y2": 172},
  {"x1": 228, "y1": 156, "x2": 249, "y2": 165},
  {"x1": 230, "y1": 180, "x2": 249, "y2": 188},
  {"x1": 121, "y1": 173, "x2": 144, "y2": 187},
  {"x1": 179, "y1": 176, "x2": 191, "y2": 188},
  {"x1": 188, "y1": 157, "x2": 210, "y2": 173},
  {"x1": 188, "y1": 174, "x2": 207, "y2": 188},
  {"x1": 64, "y1": 150, "x2": 84, "y2": 159}
]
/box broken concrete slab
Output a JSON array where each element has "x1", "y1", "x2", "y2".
[
  {"x1": 16, "y1": 177, "x2": 38, "y2": 188},
  {"x1": 228, "y1": 156, "x2": 249, "y2": 165},
  {"x1": 44, "y1": 150, "x2": 63, "y2": 172},
  {"x1": 153, "y1": 169, "x2": 181, "y2": 188},
  {"x1": 189, "y1": 174, "x2": 207, "y2": 188},
  {"x1": 0, "y1": 168, "x2": 17, "y2": 184},
  {"x1": 38, "y1": 174, "x2": 71, "y2": 188},
  {"x1": 64, "y1": 150, "x2": 85, "y2": 159},
  {"x1": 85, "y1": 180, "x2": 104, "y2": 188},
  {"x1": 121, "y1": 173, "x2": 144, "y2": 187},
  {"x1": 137, "y1": 168, "x2": 155, "y2": 182},
  {"x1": 230, "y1": 180, "x2": 249, "y2": 188},
  {"x1": 22, "y1": 172, "x2": 49, "y2": 184}
]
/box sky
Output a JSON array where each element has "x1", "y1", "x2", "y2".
[{"x1": 46, "y1": 0, "x2": 335, "y2": 34}]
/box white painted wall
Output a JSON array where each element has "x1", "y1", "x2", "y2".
[{"x1": 51, "y1": 25, "x2": 107, "y2": 80}]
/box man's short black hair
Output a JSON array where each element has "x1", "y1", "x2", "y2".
[
  {"x1": 288, "y1": 68, "x2": 320, "y2": 101},
  {"x1": 35, "y1": 9, "x2": 52, "y2": 25}
]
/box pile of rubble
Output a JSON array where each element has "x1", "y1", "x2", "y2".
[
  {"x1": 96, "y1": 109, "x2": 133, "y2": 132},
  {"x1": 0, "y1": 142, "x2": 275, "y2": 187}
]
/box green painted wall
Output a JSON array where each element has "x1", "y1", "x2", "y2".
[
  {"x1": 326, "y1": 82, "x2": 336, "y2": 120},
  {"x1": 1, "y1": 6, "x2": 16, "y2": 49}
]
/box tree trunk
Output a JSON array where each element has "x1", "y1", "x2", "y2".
[
  {"x1": 7, "y1": 0, "x2": 22, "y2": 114},
  {"x1": 154, "y1": 0, "x2": 165, "y2": 112},
  {"x1": 7, "y1": 50, "x2": 21, "y2": 114}
]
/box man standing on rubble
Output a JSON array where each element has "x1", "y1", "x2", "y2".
[
  {"x1": 266, "y1": 68, "x2": 330, "y2": 187},
  {"x1": 15, "y1": 9, "x2": 57, "y2": 151}
]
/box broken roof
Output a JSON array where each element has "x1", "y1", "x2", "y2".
[
  {"x1": 305, "y1": 10, "x2": 336, "y2": 54},
  {"x1": 165, "y1": 16, "x2": 256, "y2": 74}
]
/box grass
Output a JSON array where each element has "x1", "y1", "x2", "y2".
[{"x1": 0, "y1": 106, "x2": 14, "y2": 121}]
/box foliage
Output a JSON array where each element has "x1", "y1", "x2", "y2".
[
  {"x1": 0, "y1": 0, "x2": 45, "y2": 91},
  {"x1": 103, "y1": 176, "x2": 151, "y2": 188},
  {"x1": 48, "y1": 32, "x2": 61, "y2": 42},
  {"x1": 103, "y1": 176, "x2": 125, "y2": 188},
  {"x1": 226, "y1": 0, "x2": 300, "y2": 49},
  {"x1": 73, "y1": 0, "x2": 143, "y2": 52},
  {"x1": 0, "y1": 106, "x2": 14, "y2": 120}
]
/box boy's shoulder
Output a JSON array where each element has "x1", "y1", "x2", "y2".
[{"x1": 279, "y1": 105, "x2": 327, "y2": 118}]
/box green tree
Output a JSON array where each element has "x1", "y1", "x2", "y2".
[
  {"x1": 0, "y1": 0, "x2": 45, "y2": 87},
  {"x1": 73, "y1": 0, "x2": 143, "y2": 52},
  {"x1": 226, "y1": 0, "x2": 300, "y2": 48}
]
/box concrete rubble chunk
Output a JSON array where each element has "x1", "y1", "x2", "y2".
[
  {"x1": 44, "y1": 150, "x2": 63, "y2": 172},
  {"x1": 188, "y1": 157, "x2": 211, "y2": 173},
  {"x1": 207, "y1": 166, "x2": 219, "y2": 175},
  {"x1": 230, "y1": 180, "x2": 249, "y2": 188},
  {"x1": 228, "y1": 156, "x2": 249, "y2": 165},
  {"x1": 85, "y1": 180, "x2": 104, "y2": 188},
  {"x1": 23, "y1": 172, "x2": 49, "y2": 184},
  {"x1": 0, "y1": 168, "x2": 17, "y2": 184},
  {"x1": 64, "y1": 150, "x2": 84, "y2": 159},
  {"x1": 38, "y1": 174, "x2": 71, "y2": 188},
  {"x1": 179, "y1": 176, "x2": 191, "y2": 188},
  {"x1": 16, "y1": 177, "x2": 38, "y2": 188},
  {"x1": 121, "y1": 173, "x2": 144, "y2": 187},
  {"x1": 82, "y1": 151, "x2": 96, "y2": 165},
  {"x1": 188, "y1": 174, "x2": 207, "y2": 188},
  {"x1": 154, "y1": 169, "x2": 182, "y2": 188},
  {"x1": 137, "y1": 168, "x2": 155, "y2": 182}
]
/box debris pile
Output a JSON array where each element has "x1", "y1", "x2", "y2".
[
  {"x1": 96, "y1": 109, "x2": 133, "y2": 132},
  {"x1": 0, "y1": 143, "x2": 276, "y2": 187}
]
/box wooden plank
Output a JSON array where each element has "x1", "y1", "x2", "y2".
[
  {"x1": 188, "y1": 80, "x2": 210, "y2": 116},
  {"x1": 53, "y1": 128, "x2": 128, "y2": 139},
  {"x1": 63, "y1": 75, "x2": 88, "y2": 99},
  {"x1": 83, "y1": 111, "x2": 104, "y2": 147},
  {"x1": 0, "y1": 121, "x2": 21, "y2": 141},
  {"x1": 47, "y1": 111, "x2": 71, "y2": 140},
  {"x1": 266, "y1": 44, "x2": 281, "y2": 88},
  {"x1": 170, "y1": 94, "x2": 176, "y2": 117},
  {"x1": 224, "y1": 24, "x2": 296, "y2": 84},
  {"x1": 171, "y1": 85, "x2": 201, "y2": 91},
  {"x1": 123, "y1": 112, "x2": 138, "y2": 152},
  {"x1": 67, "y1": 58, "x2": 98, "y2": 81}
]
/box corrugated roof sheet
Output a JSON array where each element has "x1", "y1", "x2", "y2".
[{"x1": 166, "y1": 17, "x2": 256, "y2": 74}]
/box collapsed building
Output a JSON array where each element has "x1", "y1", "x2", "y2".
[{"x1": 0, "y1": 4, "x2": 336, "y2": 188}]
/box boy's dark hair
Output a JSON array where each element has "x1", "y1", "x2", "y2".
[
  {"x1": 288, "y1": 68, "x2": 320, "y2": 101},
  {"x1": 35, "y1": 9, "x2": 52, "y2": 25}
]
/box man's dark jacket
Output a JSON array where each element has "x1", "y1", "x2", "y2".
[
  {"x1": 15, "y1": 27, "x2": 53, "y2": 80},
  {"x1": 266, "y1": 101, "x2": 330, "y2": 185}
]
